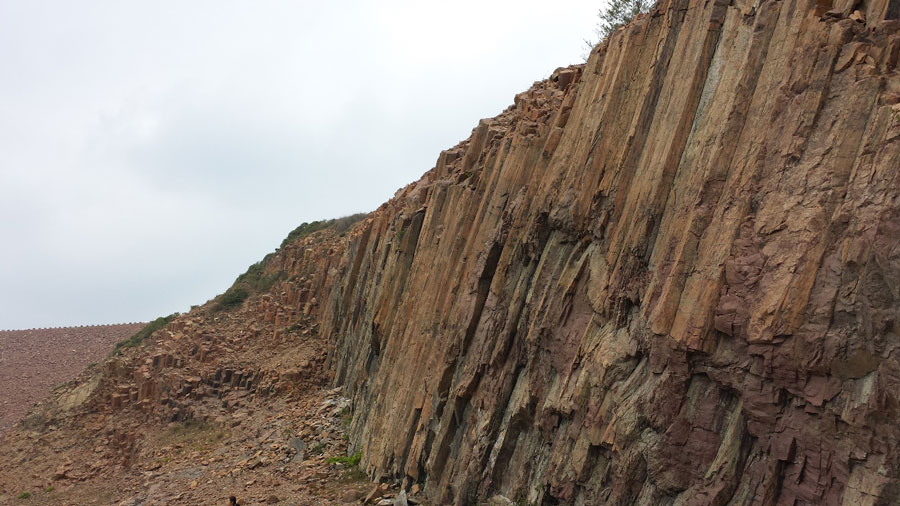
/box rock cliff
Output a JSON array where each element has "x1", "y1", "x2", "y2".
[
  {"x1": 5, "y1": 0, "x2": 900, "y2": 504},
  {"x1": 313, "y1": 0, "x2": 900, "y2": 502}
]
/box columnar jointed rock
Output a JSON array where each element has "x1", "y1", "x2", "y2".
[
  {"x1": 307, "y1": 0, "x2": 900, "y2": 504},
  {"x1": 7, "y1": 0, "x2": 899, "y2": 503}
]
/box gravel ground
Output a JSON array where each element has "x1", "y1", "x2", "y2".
[{"x1": 0, "y1": 323, "x2": 144, "y2": 433}]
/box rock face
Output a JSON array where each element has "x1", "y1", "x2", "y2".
[
  {"x1": 9, "y1": 0, "x2": 899, "y2": 504},
  {"x1": 301, "y1": 0, "x2": 899, "y2": 503}
]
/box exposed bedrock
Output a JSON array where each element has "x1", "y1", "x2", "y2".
[
  {"x1": 76, "y1": 0, "x2": 900, "y2": 502},
  {"x1": 6, "y1": 0, "x2": 900, "y2": 502},
  {"x1": 305, "y1": 0, "x2": 900, "y2": 503}
]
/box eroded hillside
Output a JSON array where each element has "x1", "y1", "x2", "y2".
[{"x1": 2, "y1": 0, "x2": 900, "y2": 503}]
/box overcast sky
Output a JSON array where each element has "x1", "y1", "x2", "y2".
[{"x1": 0, "y1": 1, "x2": 598, "y2": 329}]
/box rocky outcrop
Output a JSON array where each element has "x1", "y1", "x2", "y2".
[
  {"x1": 16, "y1": 0, "x2": 900, "y2": 503},
  {"x1": 299, "y1": 0, "x2": 900, "y2": 503}
]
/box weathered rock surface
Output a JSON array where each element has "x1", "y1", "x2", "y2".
[
  {"x1": 4, "y1": 0, "x2": 900, "y2": 503},
  {"x1": 0, "y1": 302, "x2": 377, "y2": 505},
  {"x1": 307, "y1": 0, "x2": 900, "y2": 503}
]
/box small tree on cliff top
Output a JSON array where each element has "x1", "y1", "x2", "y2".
[{"x1": 583, "y1": 0, "x2": 651, "y2": 59}]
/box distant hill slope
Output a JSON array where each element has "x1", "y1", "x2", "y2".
[{"x1": 0, "y1": 323, "x2": 144, "y2": 433}]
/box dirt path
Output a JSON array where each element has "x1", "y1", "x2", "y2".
[{"x1": 0, "y1": 323, "x2": 144, "y2": 433}]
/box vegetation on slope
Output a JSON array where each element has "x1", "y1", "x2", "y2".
[
  {"x1": 325, "y1": 451, "x2": 362, "y2": 467},
  {"x1": 113, "y1": 313, "x2": 179, "y2": 354},
  {"x1": 279, "y1": 213, "x2": 367, "y2": 249},
  {"x1": 583, "y1": 0, "x2": 652, "y2": 57},
  {"x1": 214, "y1": 213, "x2": 367, "y2": 312}
]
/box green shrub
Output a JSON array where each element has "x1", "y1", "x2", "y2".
[
  {"x1": 213, "y1": 212, "x2": 368, "y2": 312},
  {"x1": 214, "y1": 287, "x2": 250, "y2": 311},
  {"x1": 279, "y1": 213, "x2": 367, "y2": 249},
  {"x1": 17, "y1": 492, "x2": 31, "y2": 499},
  {"x1": 280, "y1": 221, "x2": 332, "y2": 249},
  {"x1": 214, "y1": 262, "x2": 282, "y2": 312},
  {"x1": 232, "y1": 259, "x2": 283, "y2": 293},
  {"x1": 583, "y1": 0, "x2": 651, "y2": 58},
  {"x1": 113, "y1": 313, "x2": 178, "y2": 354},
  {"x1": 326, "y1": 451, "x2": 362, "y2": 467}
]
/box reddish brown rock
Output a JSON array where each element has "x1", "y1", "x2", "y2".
[
  {"x1": 0, "y1": 323, "x2": 144, "y2": 433},
  {"x1": 4, "y1": 0, "x2": 900, "y2": 504},
  {"x1": 303, "y1": 0, "x2": 900, "y2": 504}
]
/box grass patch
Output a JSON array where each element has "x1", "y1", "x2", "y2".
[
  {"x1": 43, "y1": 486, "x2": 54, "y2": 494},
  {"x1": 326, "y1": 451, "x2": 362, "y2": 467},
  {"x1": 17, "y1": 492, "x2": 31, "y2": 499},
  {"x1": 279, "y1": 213, "x2": 367, "y2": 249},
  {"x1": 113, "y1": 314, "x2": 178, "y2": 354}
]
